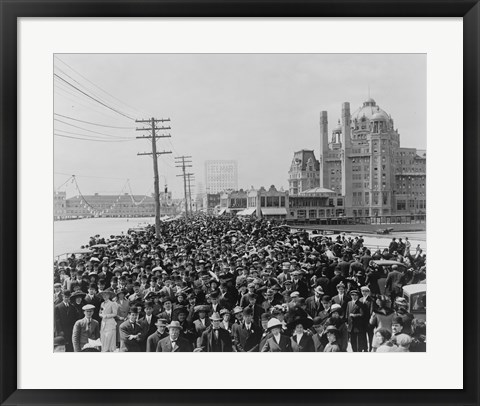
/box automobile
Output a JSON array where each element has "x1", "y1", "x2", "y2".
[
  {"x1": 402, "y1": 284, "x2": 426, "y2": 321},
  {"x1": 371, "y1": 259, "x2": 407, "y2": 269},
  {"x1": 376, "y1": 227, "x2": 394, "y2": 234},
  {"x1": 55, "y1": 248, "x2": 93, "y2": 263}
]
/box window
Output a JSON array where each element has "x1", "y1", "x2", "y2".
[
  {"x1": 298, "y1": 210, "x2": 306, "y2": 218},
  {"x1": 309, "y1": 210, "x2": 317, "y2": 218},
  {"x1": 337, "y1": 198, "x2": 343, "y2": 206}
]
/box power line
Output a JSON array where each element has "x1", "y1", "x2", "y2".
[
  {"x1": 55, "y1": 56, "x2": 150, "y2": 118},
  {"x1": 54, "y1": 118, "x2": 132, "y2": 139},
  {"x1": 54, "y1": 84, "x2": 133, "y2": 122},
  {"x1": 55, "y1": 129, "x2": 132, "y2": 140},
  {"x1": 54, "y1": 73, "x2": 135, "y2": 121},
  {"x1": 55, "y1": 133, "x2": 134, "y2": 143},
  {"x1": 54, "y1": 113, "x2": 135, "y2": 129}
]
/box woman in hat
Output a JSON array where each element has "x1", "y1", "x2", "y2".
[
  {"x1": 219, "y1": 308, "x2": 233, "y2": 334},
  {"x1": 70, "y1": 290, "x2": 86, "y2": 321},
  {"x1": 323, "y1": 326, "x2": 341, "y2": 352},
  {"x1": 288, "y1": 316, "x2": 315, "y2": 352},
  {"x1": 261, "y1": 318, "x2": 292, "y2": 352},
  {"x1": 369, "y1": 295, "x2": 395, "y2": 351},
  {"x1": 99, "y1": 290, "x2": 118, "y2": 352}
]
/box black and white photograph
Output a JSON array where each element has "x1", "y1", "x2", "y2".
[{"x1": 53, "y1": 53, "x2": 427, "y2": 354}]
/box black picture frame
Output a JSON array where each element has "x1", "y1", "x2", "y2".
[{"x1": 1, "y1": 1, "x2": 479, "y2": 405}]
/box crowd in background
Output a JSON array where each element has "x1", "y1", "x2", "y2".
[{"x1": 53, "y1": 214, "x2": 426, "y2": 353}]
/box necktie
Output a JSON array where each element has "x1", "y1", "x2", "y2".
[
  {"x1": 171, "y1": 341, "x2": 177, "y2": 351},
  {"x1": 214, "y1": 329, "x2": 219, "y2": 340}
]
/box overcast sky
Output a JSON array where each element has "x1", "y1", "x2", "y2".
[{"x1": 54, "y1": 54, "x2": 426, "y2": 199}]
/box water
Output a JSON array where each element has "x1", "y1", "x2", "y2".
[
  {"x1": 54, "y1": 217, "x2": 154, "y2": 257},
  {"x1": 54, "y1": 217, "x2": 426, "y2": 259}
]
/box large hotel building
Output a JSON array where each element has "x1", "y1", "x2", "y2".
[
  {"x1": 205, "y1": 160, "x2": 238, "y2": 194},
  {"x1": 288, "y1": 97, "x2": 426, "y2": 220}
]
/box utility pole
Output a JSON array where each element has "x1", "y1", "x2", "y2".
[
  {"x1": 186, "y1": 173, "x2": 195, "y2": 213},
  {"x1": 136, "y1": 117, "x2": 171, "y2": 238},
  {"x1": 175, "y1": 156, "x2": 192, "y2": 216}
]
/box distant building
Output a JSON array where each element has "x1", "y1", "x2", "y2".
[
  {"x1": 219, "y1": 189, "x2": 247, "y2": 215},
  {"x1": 288, "y1": 150, "x2": 320, "y2": 195},
  {"x1": 205, "y1": 160, "x2": 238, "y2": 194},
  {"x1": 203, "y1": 193, "x2": 221, "y2": 214},
  {"x1": 318, "y1": 97, "x2": 426, "y2": 217},
  {"x1": 54, "y1": 191, "x2": 67, "y2": 220}
]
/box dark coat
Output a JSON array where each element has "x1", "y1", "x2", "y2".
[
  {"x1": 305, "y1": 295, "x2": 324, "y2": 318},
  {"x1": 146, "y1": 330, "x2": 168, "y2": 352},
  {"x1": 156, "y1": 336, "x2": 193, "y2": 352},
  {"x1": 291, "y1": 333, "x2": 315, "y2": 352},
  {"x1": 346, "y1": 300, "x2": 366, "y2": 333},
  {"x1": 261, "y1": 334, "x2": 293, "y2": 352},
  {"x1": 198, "y1": 327, "x2": 233, "y2": 352},
  {"x1": 54, "y1": 302, "x2": 78, "y2": 349},
  {"x1": 232, "y1": 322, "x2": 262, "y2": 352},
  {"x1": 119, "y1": 320, "x2": 143, "y2": 352}
]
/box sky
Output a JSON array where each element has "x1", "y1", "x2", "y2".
[{"x1": 54, "y1": 54, "x2": 426, "y2": 199}]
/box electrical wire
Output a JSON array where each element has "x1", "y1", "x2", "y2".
[
  {"x1": 54, "y1": 73, "x2": 135, "y2": 121},
  {"x1": 54, "y1": 129, "x2": 132, "y2": 140},
  {"x1": 54, "y1": 118, "x2": 132, "y2": 139},
  {"x1": 54, "y1": 56, "x2": 150, "y2": 118},
  {"x1": 54, "y1": 113, "x2": 135, "y2": 129},
  {"x1": 55, "y1": 133, "x2": 134, "y2": 143}
]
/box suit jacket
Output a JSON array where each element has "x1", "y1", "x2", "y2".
[
  {"x1": 138, "y1": 315, "x2": 158, "y2": 341},
  {"x1": 246, "y1": 304, "x2": 265, "y2": 327},
  {"x1": 291, "y1": 279, "x2": 309, "y2": 299},
  {"x1": 156, "y1": 336, "x2": 193, "y2": 352},
  {"x1": 291, "y1": 333, "x2": 315, "y2": 352},
  {"x1": 119, "y1": 320, "x2": 144, "y2": 352},
  {"x1": 157, "y1": 311, "x2": 174, "y2": 324},
  {"x1": 83, "y1": 294, "x2": 102, "y2": 322},
  {"x1": 345, "y1": 300, "x2": 366, "y2": 333},
  {"x1": 115, "y1": 299, "x2": 131, "y2": 321},
  {"x1": 146, "y1": 330, "x2": 168, "y2": 352},
  {"x1": 72, "y1": 317, "x2": 100, "y2": 352},
  {"x1": 305, "y1": 296, "x2": 324, "y2": 318},
  {"x1": 54, "y1": 302, "x2": 77, "y2": 345},
  {"x1": 198, "y1": 328, "x2": 233, "y2": 352},
  {"x1": 261, "y1": 334, "x2": 293, "y2": 352},
  {"x1": 232, "y1": 322, "x2": 262, "y2": 352},
  {"x1": 385, "y1": 270, "x2": 405, "y2": 295},
  {"x1": 332, "y1": 294, "x2": 350, "y2": 317},
  {"x1": 311, "y1": 333, "x2": 324, "y2": 352}
]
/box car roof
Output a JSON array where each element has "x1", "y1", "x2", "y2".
[
  {"x1": 372, "y1": 260, "x2": 405, "y2": 266},
  {"x1": 402, "y1": 284, "x2": 426, "y2": 295}
]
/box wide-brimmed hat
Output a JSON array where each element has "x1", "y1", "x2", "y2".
[
  {"x1": 219, "y1": 308, "x2": 230, "y2": 316},
  {"x1": 209, "y1": 312, "x2": 222, "y2": 321},
  {"x1": 266, "y1": 317, "x2": 283, "y2": 331},
  {"x1": 167, "y1": 320, "x2": 182, "y2": 329},
  {"x1": 70, "y1": 291, "x2": 86, "y2": 300},
  {"x1": 287, "y1": 315, "x2": 313, "y2": 331},
  {"x1": 232, "y1": 306, "x2": 243, "y2": 315},
  {"x1": 155, "y1": 318, "x2": 168, "y2": 327},
  {"x1": 330, "y1": 304, "x2": 342, "y2": 314},
  {"x1": 194, "y1": 305, "x2": 210, "y2": 313},
  {"x1": 98, "y1": 290, "x2": 115, "y2": 299}
]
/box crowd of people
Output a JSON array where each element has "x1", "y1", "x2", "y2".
[{"x1": 53, "y1": 214, "x2": 426, "y2": 353}]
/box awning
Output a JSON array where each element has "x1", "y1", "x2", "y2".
[
  {"x1": 218, "y1": 208, "x2": 227, "y2": 215},
  {"x1": 261, "y1": 207, "x2": 287, "y2": 216},
  {"x1": 237, "y1": 207, "x2": 256, "y2": 216}
]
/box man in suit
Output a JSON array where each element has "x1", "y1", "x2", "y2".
[
  {"x1": 119, "y1": 307, "x2": 143, "y2": 352},
  {"x1": 84, "y1": 283, "x2": 102, "y2": 323},
  {"x1": 146, "y1": 318, "x2": 169, "y2": 352},
  {"x1": 261, "y1": 318, "x2": 292, "y2": 352},
  {"x1": 53, "y1": 283, "x2": 63, "y2": 306},
  {"x1": 345, "y1": 290, "x2": 367, "y2": 352},
  {"x1": 72, "y1": 304, "x2": 100, "y2": 352},
  {"x1": 385, "y1": 265, "x2": 405, "y2": 303},
  {"x1": 232, "y1": 307, "x2": 262, "y2": 352},
  {"x1": 138, "y1": 301, "x2": 158, "y2": 351},
  {"x1": 156, "y1": 321, "x2": 193, "y2": 352},
  {"x1": 305, "y1": 286, "x2": 325, "y2": 318},
  {"x1": 193, "y1": 305, "x2": 211, "y2": 347},
  {"x1": 54, "y1": 290, "x2": 77, "y2": 352},
  {"x1": 245, "y1": 293, "x2": 265, "y2": 327},
  {"x1": 291, "y1": 270, "x2": 309, "y2": 299},
  {"x1": 332, "y1": 282, "x2": 350, "y2": 318},
  {"x1": 359, "y1": 286, "x2": 375, "y2": 351},
  {"x1": 157, "y1": 296, "x2": 174, "y2": 323},
  {"x1": 196, "y1": 312, "x2": 233, "y2": 352}
]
